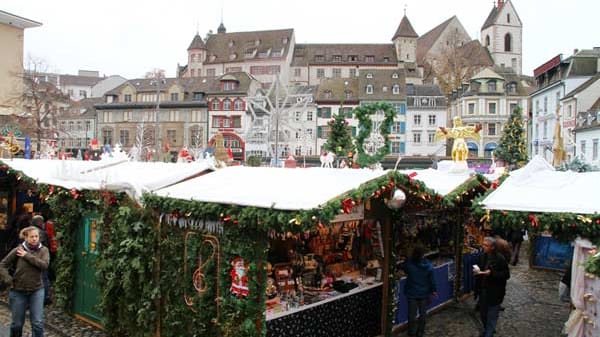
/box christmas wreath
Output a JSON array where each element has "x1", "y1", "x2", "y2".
[{"x1": 354, "y1": 102, "x2": 396, "y2": 167}]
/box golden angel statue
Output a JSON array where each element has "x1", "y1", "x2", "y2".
[{"x1": 434, "y1": 116, "x2": 482, "y2": 162}]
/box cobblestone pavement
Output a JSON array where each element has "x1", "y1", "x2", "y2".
[
  {"x1": 395, "y1": 243, "x2": 570, "y2": 337},
  {"x1": 0, "y1": 243, "x2": 569, "y2": 337}
]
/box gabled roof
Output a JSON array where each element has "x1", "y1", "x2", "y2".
[
  {"x1": 187, "y1": 33, "x2": 206, "y2": 50},
  {"x1": 203, "y1": 28, "x2": 294, "y2": 64},
  {"x1": 392, "y1": 15, "x2": 418, "y2": 40},
  {"x1": 471, "y1": 68, "x2": 504, "y2": 81},
  {"x1": 292, "y1": 43, "x2": 397, "y2": 67},
  {"x1": 60, "y1": 74, "x2": 102, "y2": 87},
  {"x1": 358, "y1": 69, "x2": 406, "y2": 101},
  {"x1": 563, "y1": 74, "x2": 600, "y2": 100},
  {"x1": 315, "y1": 78, "x2": 359, "y2": 103},
  {"x1": 416, "y1": 16, "x2": 455, "y2": 64},
  {"x1": 481, "y1": 6, "x2": 498, "y2": 30}
]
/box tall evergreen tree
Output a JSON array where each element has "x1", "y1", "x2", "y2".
[
  {"x1": 323, "y1": 111, "x2": 354, "y2": 158},
  {"x1": 494, "y1": 106, "x2": 528, "y2": 169}
]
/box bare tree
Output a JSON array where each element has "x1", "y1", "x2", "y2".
[
  {"x1": 7, "y1": 57, "x2": 70, "y2": 154},
  {"x1": 425, "y1": 33, "x2": 492, "y2": 95}
]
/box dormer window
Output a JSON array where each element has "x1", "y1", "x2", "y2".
[
  {"x1": 333, "y1": 55, "x2": 342, "y2": 62},
  {"x1": 392, "y1": 73, "x2": 399, "y2": 79},
  {"x1": 272, "y1": 49, "x2": 282, "y2": 57},
  {"x1": 348, "y1": 55, "x2": 358, "y2": 62},
  {"x1": 255, "y1": 39, "x2": 261, "y2": 46},
  {"x1": 245, "y1": 48, "x2": 256, "y2": 58},
  {"x1": 229, "y1": 53, "x2": 237, "y2": 60},
  {"x1": 487, "y1": 81, "x2": 497, "y2": 92},
  {"x1": 365, "y1": 55, "x2": 375, "y2": 63},
  {"x1": 315, "y1": 55, "x2": 325, "y2": 62},
  {"x1": 282, "y1": 37, "x2": 288, "y2": 44},
  {"x1": 209, "y1": 55, "x2": 217, "y2": 62},
  {"x1": 324, "y1": 90, "x2": 332, "y2": 99},
  {"x1": 222, "y1": 81, "x2": 237, "y2": 91},
  {"x1": 345, "y1": 91, "x2": 352, "y2": 99},
  {"x1": 366, "y1": 85, "x2": 373, "y2": 94},
  {"x1": 228, "y1": 40, "x2": 234, "y2": 47},
  {"x1": 258, "y1": 50, "x2": 270, "y2": 58},
  {"x1": 383, "y1": 57, "x2": 390, "y2": 63},
  {"x1": 392, "y1": 84, "x2": 400, "y2": 94},
  {"x1": 366, "y1": 73, "x2": 373, "y2": 79},
  {"x1": 382, "y1": 86, "x2": 388, "y2": 92}
]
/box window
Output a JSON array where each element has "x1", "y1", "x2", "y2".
[
  {"x1": 167, "y1": 130, "x2": 177, "y2": 144},
  {"x1": 79, "y1": 90, "x2": 87, "y2": 98},
  {"x1": 223, "y1": 81, "x2": 237, "y2": 91},
  {"x1": 556, "y1": 92, "x2": 561, "y2": 106},
  {"x1": 169, "y1": 110, "x2": 179, "y2": 121},
  {"x1": 315, "y1": 55, "x2": 325, "y2": 62},
  {"x1": 392, "y1": 84, "x2": 400, "y2": 94},
  {"x1": 487, "y1": 81, "x2": 496, "y2": 92},
  {"x1": 581, "y1": 140, "x2": 586, "y2": 155},
  {"x1": 190, "y1": 127, "x2": 203, "y2": 147},
  {"x1": 568, "y1": 105, "x2": 573, "y2": 118},
  {"x1": 190, "y1": 69, "x2": 195, "y2": 77},
  {"x1": 124, "y1": 94, "x2": 132, "y2": 102},
  {"x1": 593, "y1": 139, "x2": 599, "y2": 161},
  {"x1": 76, "y1": 121, "x2": 82, "y2": 131},
  {"x1": 413, "y1": 132, "x2": 421, "y2": 144},
  {"x1": 365, "y1": 55, "x2": 374, "y2": 63},
  {"x1": 85, "y1": 121, "x2": 91, "y2": 131},
  {"x1": 102, "y1": 128, "x2": 113, "y2": 145},
  {"x1": 507, "y1": 13, "x2": 510, "y2": 23},
  {"x1": 543, "y1": 121, "x2": 548, "y2": 139},
  {"x1": 428, "y1": 115, "x2": 436, "y2": 125},
  {"x1": 226, "y1": 67, "x2": 242, "y2": 73},
  {"x1": 223, "y1": 99, "x2": 232, "y2": 110},
  {"x1": 464, "y1": 103, "x2": 475, "y2": 114},
  {"x1": 428, "y1": 132, "x2": 435, "y2": 143},
  {"x1": 170, "y1": 93, "x2": 179, "y2": 101},
  {"x1": 69, "y1": 121, "x2": 74, "y2": 131},
  {"x1": 383, "y1": 57, "x2": 389, "y2": 63},
  {"x1": 211, "y1": 99, "x2": 220, "y2": 110},
  {"x1": 382, "y1": 86, "x2": 388, "y2": 92},
  {"x1": 68, "y1": 89, "x2": 74, "y2": 96},
  {"x1": 544, "y1": 97, "x2": 548, "y2": 112},
  {"x1": 366, "y1": 85, "x2": 373, "y2": 94},
  {"x1": 392, "y1": 73, "x2": 399, "y2": 79},
  {"x1": 332, "y1": 68, "x2": 342, "y2": 78},
  {"x1": 392, "y1": 121, "x2": 406, "y2": 134},
  {"x1": 234, "y1": 99, "x2": 244, "y2": 111},
  {"x1": 349, "y1": 68, "x2": 357, "y2": 78},
  {"x1": 318, "y1": 107, "x2": 331, "y2": 118},
  {"x1": 414, "y1": 114, "x2": 421, "y2": 126},
  {"x1": 231, "y1": 116, "x2": 241, "y2": 128},
  {"x1": 485, "y1": 35, "x2": 490, "y2": 47},
  {"x1": 324, "y1": 90, "x2": 332, "y2": 99},
  {"x1": 510, "y1": 103, "x2": 518, "y2": 114},
  {"x1": 307, "y1": 111, "x2": 313, "y2": 121},
  {"x1": 272, "y1": 50, "x2": 282, "y2": 57},
  {"x1": 294, "y1": 68, "x2": 301, "y2": 77},
  {"x1": 391, "y1": 141, "x2": 401, "y2": 154},
  {"x1": 193, "y1": 92, "x2": 204, "y2": 101},
  {"x1": 295, "y1": 111, "x2": 301, "y2": 121},
  {"x1": 316, "y1": 68, "x2": 325, "y2": 78},
  {"x1": 206, "y1": 69, "x2": 216, "y2": 77},
  {"x1": 488, "y1": 123, "x2": 496, "y2": 136},
  {"x1": 348, "y1": 55, "x2": 358, "y2": 62},
  {"x1": 123, "y1": 111, "x2": 133, "y2": 121},
  {"x1": 191, "y1": 110, "x2": 205, "y2": 122},
  {"x1": 504, "y1": 34, "x2": 512, "y2": 52},
  {"x1": 366, "y1": 73, "x2": 373, "y2": 78},
  {"x1": 488, "y1": 102, "x2": 497, "y2": 114},
  {"x1": 333, "y1": 55, "x2": 342, "y2": 62},
  {"x1": 119, "y1": 129, "x2": 130, "y2": 146}
]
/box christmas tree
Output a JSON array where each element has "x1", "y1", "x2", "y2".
[
  {"x1": 323, "y1": 111, "x2": 355, "y2": 159},
  {"x1": 494, "y1": 106, "x2": 528, "y2": 169}
]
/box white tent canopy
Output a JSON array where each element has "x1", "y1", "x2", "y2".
[
  {"x1": 1, "y1": 158, "x2": 214, "y2": 200},
  {"x1": 153, "y1": 165, "x2": 478, "y2": 211},
  {"x1": 481, "y1": 156, "x2": 600, "y2": 214}
]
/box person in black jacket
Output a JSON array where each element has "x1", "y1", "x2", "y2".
[{"x1": 475, "y1": 237, "x2": 510, "y2": 337}]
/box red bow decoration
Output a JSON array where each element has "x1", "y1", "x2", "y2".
[
  {"x1": 491, "y1": 179, "x2": 500, "y2": 189},
  {"x1": 408, "y1": 172, "x2": 418, "y2": 183},
  {"x1": 528, "y1": 214, "x2": 539, "y2": 227},
  {"x1": 342, "y1": 198, "x2": 355, "y2": 214}
]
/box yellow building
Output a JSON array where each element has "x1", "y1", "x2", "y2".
[{"x1": 0, "y1": 10, "x2": 41, "y2": 117}]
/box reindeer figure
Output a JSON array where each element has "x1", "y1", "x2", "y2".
[{"x1": 320, "y1": 151, "x2": 335, "y2": 168}]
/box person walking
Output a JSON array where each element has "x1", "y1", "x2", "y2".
[
  {"x1": 0, "y1": 226, "x2": 50, "y2": 337},
  {"x1": 400, "y1": 245, "x2": 437, "y2": 337},
  {"x1": 475, "y1": 237, "x2": 510, "y2": 337},
  {"x1": 508, "y1": 227, "x2": 525, "y2": 266},
  {"x1": 31, "y1": 215, "x2": 52, "y2": 305}
]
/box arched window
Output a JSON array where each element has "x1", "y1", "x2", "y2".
[
  {"x1": 485, "y1": 35, "x2": 490, "y2": 47},
  {"x1": 211, "y1": 99, "x2": 221, "y2": 110},
  {"x1": 223, "y1": 99, "x2": 232, "y2": 110},
  {"x1": 504, "y1": 34, "x2": 512, "y2": 52},
  {"x1": 234, "y1": 99, "x2": 244, "y2": 110},
  {"x1": 507, "y1": 14, "x2": 510, "y2": 23}
]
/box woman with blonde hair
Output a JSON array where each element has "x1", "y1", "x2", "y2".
[{"x1": 0, "y1": 226, "x2": 49, "y2": 337}]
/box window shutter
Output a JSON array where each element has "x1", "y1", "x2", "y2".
[
  {"x1": 317, "y1": 108, "x2": 322, "y2": 118},
  {"x1": 352, "y1": 126, "x2": 357, "y2": 137},
  {"x1": 400, "y1": 103, "x2": 406, "y2": 115},
  {"x1": 400, "y1": 142, "x2": 406, "y2": 154},
  {"x1": 400, "y1": 122, "x2": 406, "y2": 134},
  {"x1": 317, "y1": 126, "x2": 323, "y2": 138}
]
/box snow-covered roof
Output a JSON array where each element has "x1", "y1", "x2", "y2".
[
  {"x1": 481, "y1": 156, "x2": 600, "y2": 214},
  {"x1": 154, "y1": 166, "x2": 389, "y2": 211},
  {"x1": 1, "y1": 158, "x2": 214, "y2": 200},
  {"x1": 153, "y1": 165, "x2": 478, "y2": 211}
]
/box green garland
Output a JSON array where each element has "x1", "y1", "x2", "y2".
[{"x1": 354, "y1": 102, "x2": 396, "y2": 167}]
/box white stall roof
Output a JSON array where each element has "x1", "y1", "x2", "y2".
[
  {"x1": 2, "y1": 158, "x2": 213, "y2": 200},
  {"x1": 481, "y1": 156, "x2": 600, "y2": 214},
  {"x1": 154, "y1": 166, "x2": 389, "y2": 211},
  {"x1": 397, "y1": 168, "x2": 474, "y2": 196}
]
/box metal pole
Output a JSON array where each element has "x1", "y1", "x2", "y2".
[
  {"x1": 274, "y1": 79, "x2": 280, "y2": 167},
  {"x1": 155, "y1": 78, "x2": 161, "y2": 161}
]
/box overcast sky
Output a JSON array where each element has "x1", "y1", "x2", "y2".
[{"x1": 4, "y1": 0, "x2": 599, "y2": 79}]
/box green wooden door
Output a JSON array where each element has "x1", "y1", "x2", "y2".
[{"x1": 73, "y1": 215, "x2": 102, "y2": 321}]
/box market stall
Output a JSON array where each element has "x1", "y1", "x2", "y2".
[{"x1": 477, "y1": 156, "x2": 600, "y2": 337}]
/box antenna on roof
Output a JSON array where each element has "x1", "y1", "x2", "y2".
[{"x1": 404, "y1": 4, "x2": 407, "y2": 16}]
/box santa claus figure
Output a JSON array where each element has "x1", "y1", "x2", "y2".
[
  {"x1": 178, "y1": 146, "x2": 194, "y2": 163},
  {"x1": 230, "y1": 257, "x2": 249, "y2": 297}
]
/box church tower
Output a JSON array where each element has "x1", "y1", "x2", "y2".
[
  {"x1": 187, "y1": 33, "x2": 207, "y2": 77},
  {"x1": 480, "y1": 0, "x2": 523, "y2": 74},
  {"x1": 392, "y1": 13, "x2": 418, "y2": 65}
]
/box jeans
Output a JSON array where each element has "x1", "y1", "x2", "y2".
[
  {"x1": 9, "y1": 288, "x2": 45, "y2": 337},
  {"x1": 408, "y1": 298, "x2": 428, "y2": 337},
  {"x1": 510, "y1": 241, "x2": 522, "y2": 265},
  {"x1": 480, "y1": 303, "x2": 500, "y2": 337}
]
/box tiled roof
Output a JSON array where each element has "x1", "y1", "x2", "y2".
[
  {"x1": 315, "y1": 78, "x2": 359, "y2": 102},
  {"x1": 392, "y1": 15, "x2": 418, "y2": 40},
  {"x1": 406, "y1": 84, "x2": 444, "y2": 97},
  {"x1": 459, "y1": 40, "x2": 494, "y2": 67},
  {"x1": 187, "y1": 33, "x2": 206, "y2": 50},
  {"x1": 60, "y1": 75, "x2": 102, "y2": 87},
  {"x1": 203, "y1": 28, "x2": 294, "y2": 65},
  {"x1": 357, "y1": 69, "x2": 406, "y2": 101},
  {"x1": 416, "y1": 16, "x2": 455, "y2": 64},
  {"x1": 574, "y1": 99, "x2": 600, "y2": 131},
  {"x1": 563, "y1": 74, "x2": 600, "y2": 100},
  {"x1": 481, "y1": 6, "x2": 498, "y2": 30},
  {"x1": 292, "y1": 43, "x2": 397, "y2": 67}
]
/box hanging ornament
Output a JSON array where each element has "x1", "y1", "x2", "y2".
[
  {"x1": 407, "y1": 171, "x2": 418, "y2": 184},
  {"x1": 386, "y1": 188, "x2": 406, "y2": 210},
  {"x1": 229, "y1": 257, "x2": 249, "y2": 298},
  {"x1": 341, "y1": 198, "x2": 355, "y2": 214},
  {"x1": 289, "y1": 216, "x2": 302, "y2": 225},
  {"x1": 577, "y1": 215, "x2": 592, "y2": 224},
  {"x1": 528, "y1": 214, "x2": 539, "y2": 227}
]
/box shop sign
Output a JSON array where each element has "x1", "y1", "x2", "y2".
[
  {"x1": 159, "y1": 213, "x2": 224, "y2": 234},
  {"x1": 332, "y1": 203, "x2": 364, "y2": 222}
]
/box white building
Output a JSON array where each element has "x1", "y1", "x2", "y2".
[
  {"x1": 573, "y1": 98, "x2": 600, "y2": 166},
  {"x1": 405, "y1": 84, "x2": 447, "y2": 156},
  {"x1": 480, "y1": 0, "x2": 523, "y2": 75}
]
